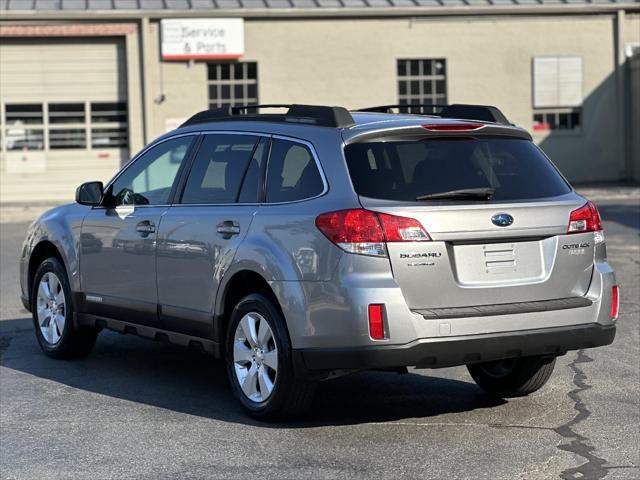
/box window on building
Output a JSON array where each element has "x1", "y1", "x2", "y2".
[
  {"x1": 532, "y1": 56, "x2": 583, "y2": 131},
  {"x1": 4, "y1": 104, "x2": 44, "y2": 151},
  {"x1": 397, "y1": 59, "x2": 447, "y2": 113},
  {"x1": 533, "y1": 108, "x2": 581, "y2": 132},
  {"x1": 91, "y1": 102, "x2": 127, "y2": 123},
  {"x1": 2, "y1": 101, "x2": 128, "y2": 151},
  {"x1": 49, "y1": 103, "x2": 85, "y2": 124},
  {"x1": 49, "y1": 129, "x2": 87, "y2": 149},
  {"x1": 90, "y1": 102, "x2": 128, "y2": 148},
  {"x1": 207, "y1": 62, "x2": 258, "y2": 108},
  {"x1": 49, "y1": 103, "x2": 87, "y2": 149},
  {"x1": 5, "y1": 104, "x2": 43, "y2": 124}
]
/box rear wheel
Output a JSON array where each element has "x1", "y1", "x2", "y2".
[
  {"x1": 467, "y1": 355, "x2": 556, "y2": 397},
  {"x1": 225, "y1": 293, "x2": 316, "y2": 421},
  {"x1": 31, "y1": 257, "x2": 98, "y2": 359}
]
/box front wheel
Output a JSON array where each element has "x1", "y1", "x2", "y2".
[
  {"x1": 31, "y1": 257, "x2": 98, "y2": 359},
  {"x1": 225, "y1": 293, "x2": 316, "y2": 421},
  {"x1": 467, "y1": 355, "x2": 556, "y2": 397}
]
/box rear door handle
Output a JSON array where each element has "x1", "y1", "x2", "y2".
[
  {"x1": 136, "y1": 220, "x2": 156, "y2": 235},
  {"x1": 217, "y1": 220, "x2": 240, "y2": 236}
]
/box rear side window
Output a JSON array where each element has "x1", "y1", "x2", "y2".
[
  {"x1": 266, "y1": 139, "x2": 324, "y2": 203},
  {"x1": 181, "y1": 134, "x2": 258, "y2": 204},
  {"x1": 344, "y1": 138, "x2": 571, "y2": 202}
]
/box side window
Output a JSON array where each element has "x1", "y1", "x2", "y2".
[
  {"x1": 265, "y1": 139, "x2": 324, "y2": 203},
  {"x1": 109, "y1": 136, "x2": 193, "y2": 206},
  {"x1": 181, "y1": 134, "x2": 258, "y2": 204},
  {"x1": 238, "y1": 137, "x2": 269, "y2": 203}
]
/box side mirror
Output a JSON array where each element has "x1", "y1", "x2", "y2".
[{"x1": 76, "y1": 181, "x2": 104, "y2": 206}]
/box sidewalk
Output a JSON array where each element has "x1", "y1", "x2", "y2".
[
  {"x1": 575, "y1": 185, "x2": 640, "y2": 201},
  {"x1": 0, "y1": 204, "x2": 57, "y2": 224}
]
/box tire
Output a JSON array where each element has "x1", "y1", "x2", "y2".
[
  {"x1": 225, "y1": 293, "x2": 316, "y2": 421},
  {"x1": 31, "y1": 257, "x2": 98, "y2": 359},
  {"x1": 467, "y1": 355, "x2": 556, "y2": 398}
]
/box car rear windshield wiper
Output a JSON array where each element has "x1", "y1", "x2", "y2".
[{"x1": 416, "y1": 187, "x2": 496, "y2": 201}]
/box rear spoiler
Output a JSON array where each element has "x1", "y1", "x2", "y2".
[{"x1": 355, "y1": 104, "x2": 512, "y2": 126}]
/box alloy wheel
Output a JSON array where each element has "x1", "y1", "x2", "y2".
[
  {"x1": 36, "y1": 272, "x2": 66, "y2": 345},
  {"x1": 232, "y1": 312, "x2": 278, "y2": 402}
]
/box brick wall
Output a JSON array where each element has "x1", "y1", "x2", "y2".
[{"x1": 0, "y1": 23, "x2": 137, "y2": 37}]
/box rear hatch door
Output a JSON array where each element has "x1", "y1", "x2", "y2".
[{"x1": 344, "y1": 128, "x2": 594, "y2": 309}]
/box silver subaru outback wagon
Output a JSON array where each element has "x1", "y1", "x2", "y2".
[{"x1": 20, "y1": 104, "x2": 618, "y2": 420}]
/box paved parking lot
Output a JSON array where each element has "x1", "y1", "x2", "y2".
[{"x1": 1, "y1": 196, "x2": 638, "y2": 480}]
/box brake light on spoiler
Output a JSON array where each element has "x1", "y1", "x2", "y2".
[
  {"x1": 422, "y1": 123, "x2": 485, "y2": 132},
  {"x1": 315, "y1": 209, "x2": 430, "y2": 257}
]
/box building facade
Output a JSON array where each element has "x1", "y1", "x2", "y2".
[{"x1": 1, "y1": 1, "x2": 639, "y2": 204}]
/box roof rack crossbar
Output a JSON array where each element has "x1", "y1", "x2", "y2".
[
  {"x1": 180, "y1": 104, "x2": 355, "y2": 128},
  {"x1": 355, "y1": 103, "x2": 511, "y2": 125}
]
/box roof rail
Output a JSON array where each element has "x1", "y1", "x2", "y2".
[
  {"x1": 355, "y1": 103, "x2": 511, "y2": 125},
  {"x1": 180, "y1": 104, "x2": 355, "y2": 128}
]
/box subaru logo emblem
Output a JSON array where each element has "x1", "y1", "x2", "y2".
[{"x1": 491, "y1": 213, "x2": 514, "y2": 227}]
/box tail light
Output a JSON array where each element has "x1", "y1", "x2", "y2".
[
  {"x1": 315, "y1": 209, "x2": 430, "y2": 257},
  {"x1": 368, "y1": 304, "x2": 386, "y2": 340},
  {"x1": 377, "y1": 212, "x2": 431, "y2": 242},
  {"x1": 611, "y1": 285, "x2": 620, "y2": 320},
  {"x1": 422, "y1": 123, "x2": 484, "y2": 132},
  {"x1": 568, "y1": 201, "x2": 602, "y2": 234}
]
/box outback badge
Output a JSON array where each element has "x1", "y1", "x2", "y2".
[{"x1": 491, "y1": 213, "x2": 514, "y2": 227}]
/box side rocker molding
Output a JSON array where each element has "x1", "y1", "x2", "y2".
[{"x1": 76, "y1": 313, "x2": 222, "y2": 357}]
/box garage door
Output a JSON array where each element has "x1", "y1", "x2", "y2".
[{"x1": 0, "y1": 38, "x2": 129, "y2": 204}]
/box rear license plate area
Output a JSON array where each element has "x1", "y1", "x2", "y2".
[{"x1": 452, "y1": 241, "x2": 544, "y2": 285}]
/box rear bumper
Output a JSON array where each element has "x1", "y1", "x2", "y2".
[{"x1": 293, "y1": 323, "x2": 616, "y2": 375}]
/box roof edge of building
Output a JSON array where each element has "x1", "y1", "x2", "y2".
[{"x1": 1, "y1": 4, "x2": 639, "y2": 21}]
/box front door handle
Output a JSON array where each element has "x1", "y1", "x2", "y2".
[
  {"x1": 136, "y1": 220, "x2": 156, "y2": 236},
  {"x1": 216, "y1": 220, "x2": 240, "y2": 236}
]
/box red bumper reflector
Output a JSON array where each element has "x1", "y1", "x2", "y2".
[
  {"x1": 368, "y1": 304, "x2": 385, "y2": 340},
  {"x1": 611, "y1": 286, "x2": 620, "y2": 320}
]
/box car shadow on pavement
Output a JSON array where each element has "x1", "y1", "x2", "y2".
[{"x1": 1, "y1": 318, "x2": 505, "y2": 427}]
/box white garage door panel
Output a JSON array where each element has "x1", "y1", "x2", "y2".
[
  {"x1": 0, "y1": 39, "x2": 128, "y2": 204},
  {"x1": 0, "y1": 39, "x2": 127, "y2": 102}
]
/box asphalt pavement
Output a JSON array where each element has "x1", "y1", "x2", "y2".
[{"x1": 0, "y1": 196, "x2": 638, "y2": 480}]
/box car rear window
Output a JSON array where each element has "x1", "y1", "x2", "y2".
[{"x1": 344, "y1": 137, "x2": 571, "y2": 202}]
